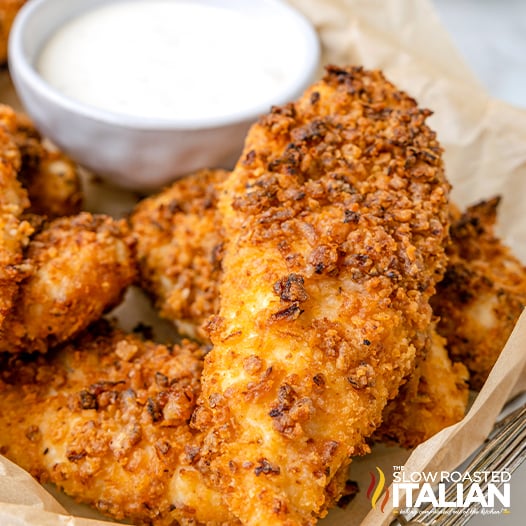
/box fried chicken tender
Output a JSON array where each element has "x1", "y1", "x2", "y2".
[
  {"x1": 131, "y1": 169, "x2": 227, "y2": 341},
  {"x1": 132, "y1": 167, "x2": 469, "y2": 451},
  {"x1": 0, "y1": 212, "x2": 136, "y2": 353},
  {"x1": 431, "y1": 198, "x2": 526, "y2": 390},
  {"x1": 13, "y1": 111, "x2": 83, "y2": 218},
  {"x1": 0, "y1": 0, "x2": 26, "y2": 64},
  {"x1": 0, "y1": 105, "x2": 32, "y2": 332},
  {"x1": 0, "y1": 322, "x2": 233, "y2": 525},
  {"x1": 190, "y1": 66, "x2": 450, "y2": 525},
  {"x1": 134, "y1": 171, "x2": 526, "y2": 447}
]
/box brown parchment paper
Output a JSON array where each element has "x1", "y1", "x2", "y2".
[{"x1": 1, "y1": 0, "x2": 525, "y2": 524}]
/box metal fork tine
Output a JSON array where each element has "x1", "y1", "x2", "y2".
[{"x1": 470, "y1": 406, "x2": 525, "y2": 473}]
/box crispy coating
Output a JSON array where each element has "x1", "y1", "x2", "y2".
[
  {"x1": 374, "y1": 326, "x2": 468, "y2": 447},
  {"x1": 132, "y1": 168, "x2": 469, "y2": 450},
  {"x1": 191, "y1": 66, "x2": 450, "y2": 525},
  {"x1": 0, "y1": 212, "x2": 136, "y2": 353},
  {"x1": 0, "y1": 105, "x2": 32, "y2": 333},
  {"x1": 13, "y1": 112, "x2": 83, "y2": 218},
  {"x1": 0, "y1": 322, "x2": 234, "y2": 525},
  {"x1": 135, "y1": 171, "x2": 526, "y2": 447},
  {"x1": 0, "y1": 0, "x2": 26, "y2": 64},
  {"x1": 0, "y1": 103, "x2": 82, "y2": 337},
  {"x1": 131, "y1": 169, "x2": 227, "y2": 341},
  {"x1": 431, "y1": 198, "x2": 526, "y2": 390}
]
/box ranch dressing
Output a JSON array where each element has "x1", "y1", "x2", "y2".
[{"x1": 37, "y1": 0, "x2": 303, "y2": 121}]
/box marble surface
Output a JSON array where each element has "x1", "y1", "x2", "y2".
[
  {"x1": 433, "y1": 0, "x2": 526, "y2": 109},
  {"x1": 432, "y1": 2, "x2": 525, "y2": 524}
]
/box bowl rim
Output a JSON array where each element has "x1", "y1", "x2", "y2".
[{"x1": 9, "y1": 0, "x2": 321, "y2": 131}]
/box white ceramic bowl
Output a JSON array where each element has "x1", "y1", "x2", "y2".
[{"x1": 8, "y1": 0, "x2": 320, "y2": 190}]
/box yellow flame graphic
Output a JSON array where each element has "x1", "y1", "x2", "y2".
[{"x1": 371, "y1": 467, "x2": 386, "y2": 509}]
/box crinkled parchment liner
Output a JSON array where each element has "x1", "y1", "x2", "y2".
[{"x1": 1, "y1": 0, "x2": 525, "y2": 525}]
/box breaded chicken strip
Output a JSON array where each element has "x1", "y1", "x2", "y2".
[
  {"x1": 131, "y1": 169, "x2": 227, "y2": 341},
  {"x1": 132, "y1": 168, "x2": 468, "y2": 450},
  {"x1": 13, "y1": 112, "x2": 83, "y2": 218},
  {"x1": 0, "y1": 212, "x2": 136, "y2": 353},
  {"x1": 431, "y1": 198, "x2": 526, "y2": 390},
  {"x1": 191, "y1": 66, "x2": 450, "y2": 525},
  {"x1": 0, "y1": 106, "x2": 33, "y2": 332},
  {"x1": 0, "y1": 322, "x2": 233, "y2": 525},
  {"x1": 0, "y1": 0, "x2": 26, "y2": 64}
]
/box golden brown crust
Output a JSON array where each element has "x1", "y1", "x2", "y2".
[
  {"x1": 131, "y1": 169, "x2": 228, "y2": 341},
  {"x1": 0, "y1": 104, "x2": 33, "y2": 333},
  {"x1": 0, "y1": 322, "x2": 233, "y2": 525},
  {"x1": 192, "y1": 66, "x2": 450, "y2": 525},
  {"x1": 0, "y1": 0, "x2": 26, "y2": 65},
  {"x1": 13, "y1": 112, "x2": 83, "y2": 218},
  {"x1": 431, "y1": 197, "x2": 526, "y2": 389},
  {"x1": 374, "y1": 326, "x2": 469, "y2": 447},
  {"x1": 132, "y1": 168, "x2": 472, "y2": 452},
  {"x1": 0, "y1": 212, "x2": 137, "y2": 353},
  {"x1": 0, "y1": 103, "x2": 84, "y2": 338},
  {"x1": 133, "y1": 172, "x2": 526, "y2": 450}
]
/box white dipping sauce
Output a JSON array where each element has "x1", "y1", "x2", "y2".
[{"x1": 37, "y1": 1, "x2": 305, "y2": 121}]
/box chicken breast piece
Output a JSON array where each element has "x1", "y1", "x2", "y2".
[
  {"x1": 431, "y1": 198, "x2": 526, "y2": 390},
  {"x1": 132, "y1": 166, "x2": 469, "y2": 451},
  {"x1": 0, "y1": 105, "x2": 33, "y2": 332},
  {"x1": 0, "y1": 322, "x2": 233, "y2": 525},
  {"x1": 131, "y1": 168, "x2": 227, "y2": 341},
  {"x1": 191, "y1": 66, "x2": 450, "y2": 525},
  {"x1": 13, "y1": 112, "x2": 83, "y2": 219},
  {"x1": 0, "y1": 212, "x2": 136, "y2": 353},
  {"x1": 134, "y1": 171, "x2": 526, "y2": 448}
]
